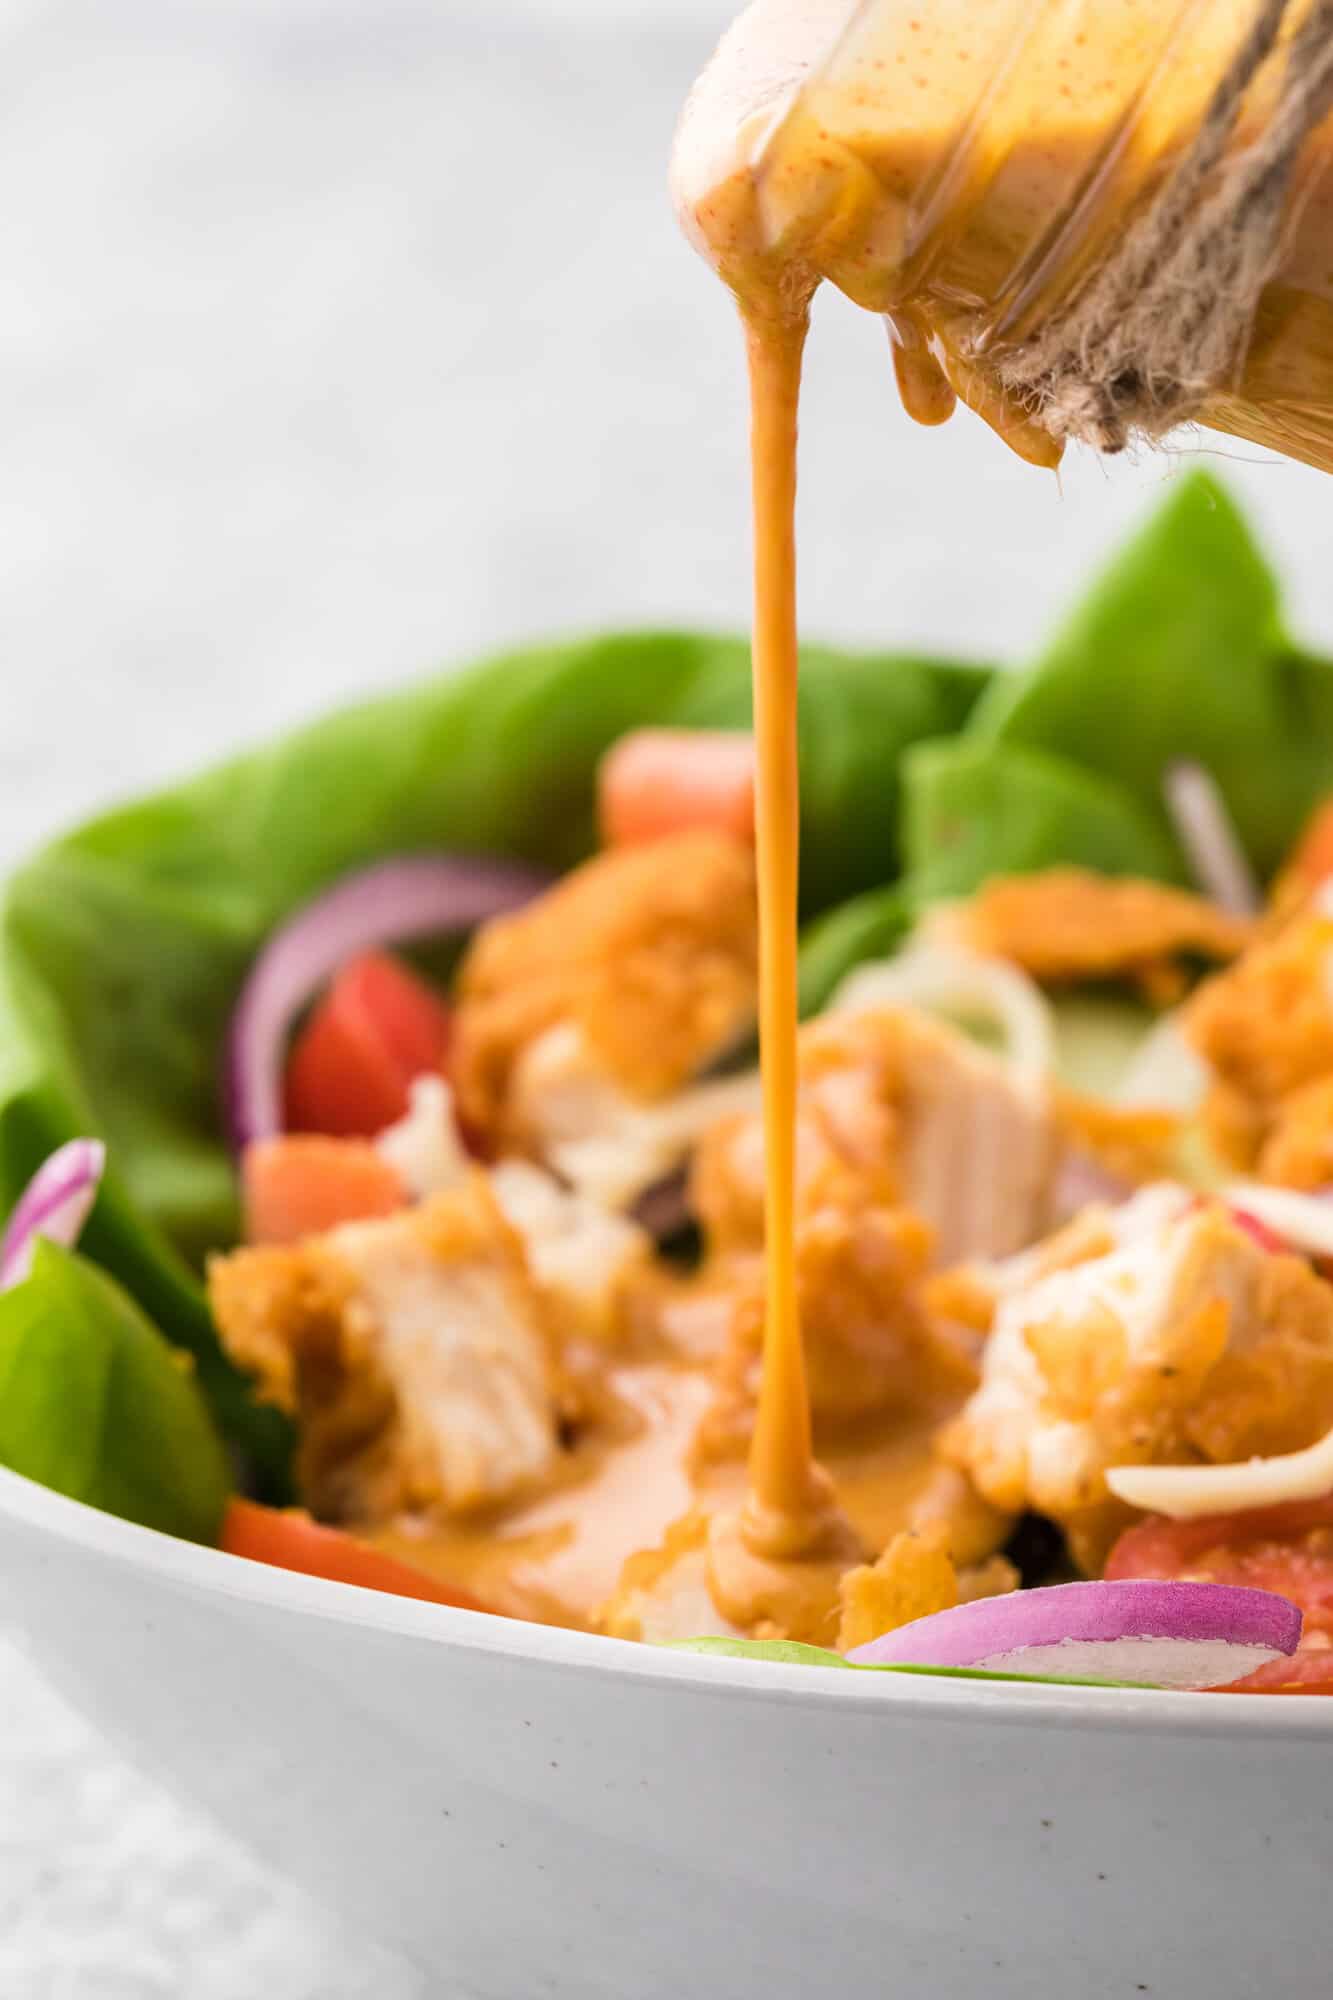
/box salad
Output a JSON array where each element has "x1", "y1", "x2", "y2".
[{"x1": 5, "y1": 469, "x2": 1333, "y2": 1694}]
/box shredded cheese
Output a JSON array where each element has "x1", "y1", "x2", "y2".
[{"x1": 1107, "y1": 1425, "x2": 1333, "y2": 1519}]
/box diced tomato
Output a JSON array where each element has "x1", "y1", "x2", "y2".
[
  {"x1": 220, "y1": 1497, "x2": 496, "y2": 1614},
  {"x1": 1107, "y1": 1499, "x2": 1333, "y2": 1692},
  {"x1": 1286, "y1": 799, "x2": 1333, "y2": 892},
  {"x1": 598, "y1": 728, "x2": 755, "y2": 847},
  {"x1": 285, "y1": 951, "x2": 451, "y2": 1139},
  {"x1": 243, "y1": 1135, "x2": 406, "y2": 1245}
]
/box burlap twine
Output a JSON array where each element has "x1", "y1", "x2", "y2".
[{"x1": 993, "y1": 0, "x2": 1333, "y2": 453}]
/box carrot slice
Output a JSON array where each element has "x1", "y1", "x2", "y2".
[
  {"x1": 598, "y1": 728, "x2": 755, "y2": 846},
  {"x1": 285, "y1": 951, "x2": 451, "y2": 1139},
  {"x1": 242, "y1": 1134, "x2": 406, "y2": 1245},
  {"x1": 220, "y1": 1497, "x2": 494, "y2": 1613}
]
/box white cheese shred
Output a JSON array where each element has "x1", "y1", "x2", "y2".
[{"x1": 1107, "y1": 1427, "x2": 1333, "y2": 1519}]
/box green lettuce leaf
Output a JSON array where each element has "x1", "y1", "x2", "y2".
[
  {"x1": 901, "y1": 737, "x2": 1187, "y2": 904},
  {"x1": 796, "y1": 884, "x2": 910, "y2": 1017},
  {"x1": 667, "y1": 1636, "x2": 1152, "y2": 1689},
  {"x1": 0, "y1": 1241, "x2": 229, "y2": 1543},
  {"x1": 963, "y1": 470, "x2": 1333, "y2": 879},
  {"x1": 670, "y1": 1636, "x2": 852, "y2": 1669}
]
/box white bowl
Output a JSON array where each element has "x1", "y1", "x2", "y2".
[{"x1": 1, "y1": 1462, "x2": 1327, "y2": 1998}]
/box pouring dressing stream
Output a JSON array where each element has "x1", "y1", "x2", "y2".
[{"x1": 671, "y1": 0, "x2": 1333, "y2": 1635}]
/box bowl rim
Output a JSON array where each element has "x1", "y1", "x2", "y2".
[{"x1": 5, "y1": 1464, "x2": 1333, "y2": 1740}]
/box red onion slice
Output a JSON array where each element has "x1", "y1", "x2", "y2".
[
  {"x1": 225, "y1": 855, "x2": 549, "y2": 1151},
  {"x1": 1221, "y1": 1181, "x2": 1333, "y2": 1260},
  {"x1": 847, "y1": 1579, "x2": 1302, "y2": 1689},
  {"x1": 0, "y1": 1139, "x2": 106, "y2": 1290},
  {"x1": 1162, "y1": 761, "x2": 1260, "y2": 918}
]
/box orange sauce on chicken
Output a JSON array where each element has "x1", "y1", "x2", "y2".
[
  {"x1": 370, "y1": 1351, "x2": 986, "y2": 1633},
  {"x1": 373, "y1": 1361, "x2": 712, "y2": 1629}
]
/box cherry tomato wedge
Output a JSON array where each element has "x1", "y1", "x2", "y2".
[
  {"x1": 284, "y1": 950, "x2": 451, "y2": 1139},
  {"x1": 242, "y1": 1135, "x2": 406, "y2": 1245},
  {"x1": 1108, "y1": 1499, "x2": 1333, "y2": 1692},
  {"x1": 220, "y1": 1498, "x2": 496, "y2": 1614},
  {"x1": 598, "y1": 728, "x2": 755, "y2": 847}
]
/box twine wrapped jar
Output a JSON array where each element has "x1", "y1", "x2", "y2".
[{"x1": 674, "y1": 0, "x2": 1333, "y2": 468}]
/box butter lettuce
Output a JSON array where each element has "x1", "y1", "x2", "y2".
[
  {"x1": 901, "y1": 737, "x2": 1187, "y2": 902},
  {"x1": 0, "y1": 1241, "x2": 228, "y2": 1543},
  {"x1": 906, "y1": 469, "x2": 1333, "y2": 892},
  {"x1": 668, "y1": 1637, "x2": 1151, "y2": 1689}
]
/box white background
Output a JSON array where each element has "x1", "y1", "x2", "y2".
[{"x1": 3, "y1": 1, "x2": 1332, "y2": 1992}]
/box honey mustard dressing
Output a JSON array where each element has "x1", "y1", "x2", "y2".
[
  {"x1": 370, "y1": 1341, "x2": 982, "y2": 1635},
  {"x1": 673, "y1": 0, "x2": 1333, "y2": 472},
  {"x1": 733, "y1": 309, "x2": 834, "y2": 1546}
]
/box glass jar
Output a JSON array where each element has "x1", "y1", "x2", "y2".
[{"x1": 675, "y1": 0, "x2": 1333, "y2": 468}]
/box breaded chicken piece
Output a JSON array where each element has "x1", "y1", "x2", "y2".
[
  {"x1": 1255, "y1": 1076, "x2": 1333, "y2": 1190},
  {"x1": 693, "y1": 1006, "x2": 1058, "y2": 1270},
  {"x1": 209, "y1": 1175, "x2": 562, "y2": 1525},
  {"x1": 1187, "y1": 909, "x2": 1333, "y2": 1177},
  {"x1": 692, "y1": 1199, "x2": 977, "y2": 1467},
  {"x1": 943, "y1": 1197, "x2": 1333, "y2": 1572},
  {"x1": 489, "y1": 1158, "x2": 650, "y2": 1341},
  {"x1": 835, "y1": 1524, "x2": 959, "y2": 1654},
  {"x1": 953, "y1": 867, "x2": 1251, "y2": 1000},
  {"x1": 499, "y1": 1020, "x2": 761, "y2": 1210},
  {"x1": 601, "y1": 1511, "x2": 738, "y2": 1644},
  {"x1": 1050, "y1": 1089, "x2": 1181, "y2": 1202},
  {"x1": 452, "y1": 832, "x2": 758, "y2": 1145},
  {"x1": 928, "y1": 1181, "x2": 1197, "y2": 1337}
]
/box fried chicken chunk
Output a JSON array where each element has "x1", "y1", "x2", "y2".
[
  {"x1": 209, "y1": 1175, "x2": 562, "y2": 1525},
  {"x1": 943, "y1": 1193, "x2": 1333, "y2": 1571},
  {"x1": 452, "y1": 831, "x2": 758, "y2": 1146},
  {"x1": 601, "y1": 1511, "x2": 739, "y2": 1644},
  {"x1": 694, "y1": 1006, "x2": 1058, "y2": 1270},
  {"x1": 1188, "y1": 908, "x2": 1333, "y2": 1179},
  {"x1": 693, "y1": 1199, "x2": 976, "y2": 1467},
  {"x1": 489, "y1": 1158, "x2": 649, "y2": 1341},
  {"x1": 955, "y1": 867, "x2": 1251, "y2": 1001}
]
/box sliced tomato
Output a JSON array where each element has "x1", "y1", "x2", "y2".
[
  {"x1": 285, "y1": 950, "x2": 451, "y2": 1139},
  {"x1": 243, "y1": 1135, "x2": 406, "y2": 1245},
  {"x1": 598, "y1": 728, "x2": 755, "y2": 847},
  {"x1": 221, "y1": 1497, "x2": 495, "y2": 1614},
  {"x1": 1285, "y1": 798, "x2": 1333, "y2": 892},
  {"x1": 1107, "y1": 1499, "x2": 1333, "y2": 1692}
]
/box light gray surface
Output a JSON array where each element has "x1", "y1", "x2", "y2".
[{"x1": 3, "y1": 1, "x2": 1333, "y2": 1992}]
